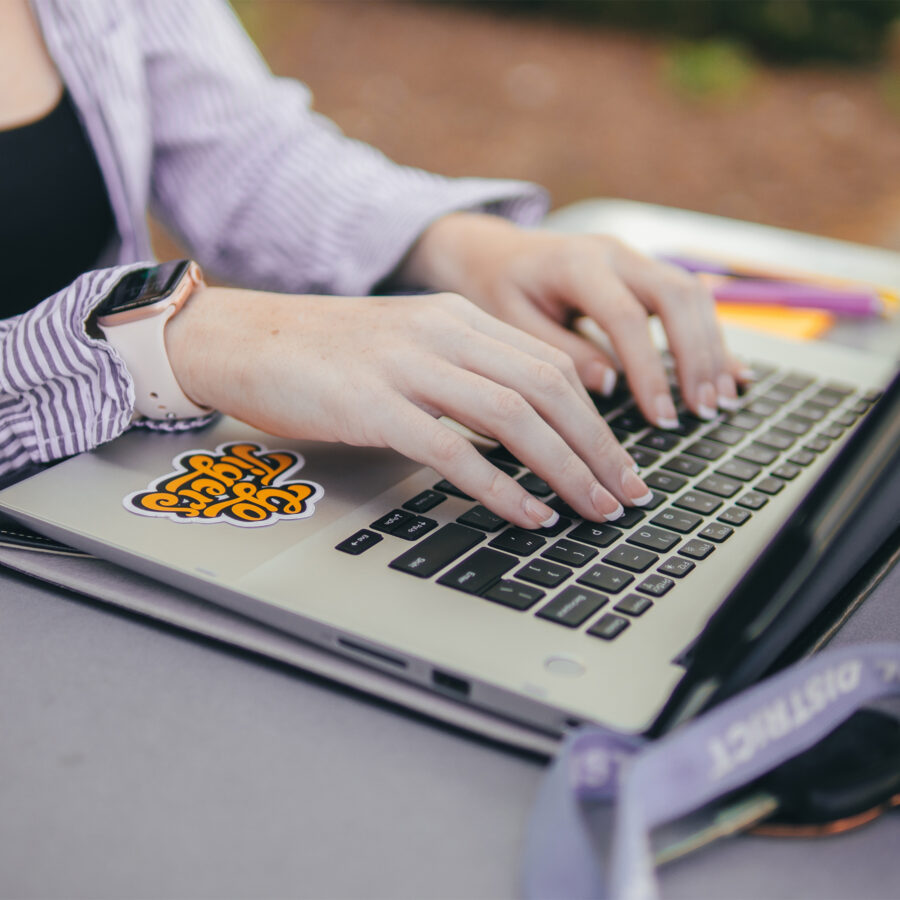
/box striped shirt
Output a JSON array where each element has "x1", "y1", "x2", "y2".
[{"x1": 0, "y1": 0, "x2": 547, "y2": 483}]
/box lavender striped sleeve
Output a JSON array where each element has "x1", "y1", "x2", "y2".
[
  {"x1": 140, "y1": 0, "x2": 549, "y2": 295},
  {"x1": 0, "y1": 265, "x2": 147, "y2": 482}
]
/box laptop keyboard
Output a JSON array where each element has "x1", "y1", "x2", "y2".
[{"x1": 335, "y1": 362, "x2": 881, "y2": 642}]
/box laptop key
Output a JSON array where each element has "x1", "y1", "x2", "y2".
[
  {"x1": 805, "y1": 436, "x2": 831, "y2": 453},
  {"x1": 437, "y1": 548, "x2": 518, "y2": 594},
  {"x1": 389, "y1": 523, "x2": 484, "y2": 577},
  {"x1": 662, "y1": 455, "x2": 707, "y2": 477},
  {"x1": 771, "y1": 462, "x2": 801, "y2": 481},
  {"x1": 737, "y1": 491, "x2": 769, "y2": 510},
  {"x1": 658, "y1": 556, "x2": 695, "y2": 578},
  {"x1": 644, "y1": 471, "x2": 688, "y2": 493},
  {"x1": 725, "y1": 410, "x2": 763, "y2": 431},
  {"x1": 636, "y1": 574, "x2": 675, "y2": 597},
  {"x1": 487, "y1": 445, "x2": 521, "y2": 466},
  {"x1": 746, "y1": 398, "x2": 779, "y2": 418},
  {"x1": 489, "y1": 528, "x2": 546, "y2": 556},
  {"x1": 577, "y1": 564, "x2": 634, "y2": 594},
  {"x1": 717, "y1": 507, "x2": 752, "y2": 526},
  {"x1": 695, "y1": 474, "x2": 741, "y2": 498},
  {"x1": 433, "y1": 480, "x2": 474, "y2": 501},
  {"x1": 651, "y1": 508, "x2": 702, "y2": 533},
  {"x1": 810, "y1": 388, "x2": 843, "y2": 409},
  {"x1": 819, "y1": 423, "x2": 845, "y2": 440},
  {"x1": 483, "y1": 580, "x2": 545, "y2": 611},
  {"x1": 630, "y1": 446, "x2": 661, "y2": 468},
  {"x1": 756, "y1": 429, "x2": 795, "y2": 451},
  {"x1": 371, "y1": 509, "x2": 414, "y2": 534},
  {"x1": 679, "y1": 539, "x2": 715, "y2": 560},
  {"x1": 674, "y1": 491, "x2": 722, "y2": 515},
  {"x1": 779, "y1": 373, "x2": 815, "y2": 392},
  {"x1": 638, "y1": 430, "x2": 682, "y2": 452},
  {"x1": 546, "y1": 495, "x2": 578, "y2": 517},
  {"x1": 403, "y1": 490, "x2": 446, "y2": 514},
  {"x1": 684, "y1": 439, "x2": 728, "y2": 461},
  {"x1": 792, "y1": 402, "x2": 829, "y2": 423},
  {"x1": 788, "y1": 449, "x2": 816, "y2": 466},
  {"x1": 516, "y1": 559, "x2": 573, "y2": 588},
  {"x1": 704, "y1": 425, "x2": 745, "y2": 446},
  {"x1": 776, "y1": 416, "x2": 812, "y2": 436},
  {"x1": 627, "y1": 526, "x2": 680, "y2": 553},
  {"x1": 755, "y1": 476, "x2": 784, "y2": 495},
  {"x1": 537, "y1": 585, "x2": 608, "y2": 627},
  {"x1": 541, "y1": 539, "x2": 598, "y2": 568},
  {"x1": 609, "y1": 406, "x2": 649, "y2": 433},
  {"x1": 603, "y1": 545, "x2": 659, "y2": 573},
  {"x1": 715, "y1": 458, "x2": 761, "y2": 482},
  {"x1": 568, "y1": 522, "x2": 620, "y2": 548},
  {"x1": 615, "y1": 593, "x2": 654, "y2": 616},
  {"x1": 393, "y1": 516, "x2": 438, "y2": 540},
  {"x1": 457, "y1": 505, "x2": 507, "y2": 532},
  {"x1": 336, "y1": 529, "x2": 383, "y2": 555},
  {"x1": 518, "y1": 472, "x2": 552, "y2": 496},
  {"x1": 698, "y1": 522, "x2": 733, "y2": 543},
  {"x1": 736, "y1": 443, "x2": 780, "y2": 466},
  {"x1": 587, "y1": 613, "x2": 629, "y2": 640}
]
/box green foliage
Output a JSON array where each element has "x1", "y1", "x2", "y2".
[
  {"x1": 662, "y1": 39, "x2": 755, "y2": 101},
  {"x1": 486, "y1": 0, "x2": 900, "y2": 65}
]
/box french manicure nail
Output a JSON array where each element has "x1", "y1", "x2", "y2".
[
  {"x1": 601, "y1": 366, "x2": 617, "y2": 397},
  {"x1": 590, "y1": 482, "x2": 623, "y2": 520},
  {"x1": 654, "y1": 393, "x2": 679, "y2": 430},
  {"x1": 717, "y1": 373, "x2": 740, "y2": 410},
  {"x1": 698, "y1": 381, "x2": 718, "y2": 419},
  {"x1": 621, "y1": 466, "x2": 651, "y2": 504},
  {"x1": 525, "y1": 496, "x2": 556, "y2": 528}
]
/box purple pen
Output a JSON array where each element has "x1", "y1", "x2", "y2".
[{"x1": 711, "y1": 279, "x2": 883, "y2": 317}]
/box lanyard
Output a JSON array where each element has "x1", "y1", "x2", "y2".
[{"x1": 521, "y1": 643, "x2": 900, "y2": 900}]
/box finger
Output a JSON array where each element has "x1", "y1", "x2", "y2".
[
  {"x1": 382, "y1": 401, "x2": 561, "y2": 530},
  {"x1": 450, "y1": 297, "x2": 596, "y2": 410},
  {"x1": 510, "y1": 302, "x2": 620, "y2": 398},
  {"x1": 409, "y1": 364, "x2": 655, "y2": 521},
  {"x1": 562, "y1": 268, "x2": 677, "y2": 430},
  {"x1": 449, "y1": 335, "x2": 650, "y2": 507},
  {"x1": 608, "y1": 247, "x2": 742, "y2": 416}
]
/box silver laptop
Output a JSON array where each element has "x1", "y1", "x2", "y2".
[{"x1": 0, "y1": 323, "x2": 896, "y2": 736}]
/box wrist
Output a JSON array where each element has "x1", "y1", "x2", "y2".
[{"x1": 395, "y1": 212, "x2": 523, "y2": 295}]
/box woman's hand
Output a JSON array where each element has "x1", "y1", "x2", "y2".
[
  {"x1": 164, "y1": 287, "x2": 653, "y2": 530},
  {"x1": 398, "y1": 213, "x2": 749, "y2": 427}
]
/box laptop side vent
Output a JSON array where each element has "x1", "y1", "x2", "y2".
[{"x1": 336, "y1": 637, "x2": 407, "y2": 669}]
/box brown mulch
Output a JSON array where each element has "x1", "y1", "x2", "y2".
[{"x1": 230, "y1": 0, "x2": 900, "y2": 252}]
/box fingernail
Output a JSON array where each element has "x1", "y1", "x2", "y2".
[
  {"x1": 717, "y1": 373, "x2": 740, "y2": 410},
  {"x1": 524, "y1": 496, "x2": 556, "y2": 528},
  {"x1": 698, "y1": 381, "x2": 718, "y2": 419},
  {"x1": 586, "y1": 361, "x2": 617, "y2": 397},
  {"x1": 621, "y1": 466, "x2": 652, "y2": 505},
  {"x1": 654, "y1": 394, "x2": 679, "y2": 430},
  {"x1": 590, "y1": 482, "x2": 623, "y2": 521}
]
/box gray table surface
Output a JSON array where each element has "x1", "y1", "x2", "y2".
[{"x1": 1, "y1": 553, "x2": 898, "y2": 900}]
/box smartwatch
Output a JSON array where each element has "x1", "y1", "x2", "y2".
[{"x1": 95, "y1": 260, "x2": 212, "y2": 420}]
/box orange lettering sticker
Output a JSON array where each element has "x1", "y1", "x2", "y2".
[{"x1": 123, "y1": 442, "x2": 324, "y2": 527}]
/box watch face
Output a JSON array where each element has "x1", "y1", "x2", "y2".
[{"x1": 97, "y1": 260, "x2": 191, "y2": 316}]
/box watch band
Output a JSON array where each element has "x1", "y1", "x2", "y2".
[
  {"x1": 98, "y1": 262, "x2": 212, "y2": 420},
  {"x1": 103, "y1": 304, "x2": 211, "y2": 419}
]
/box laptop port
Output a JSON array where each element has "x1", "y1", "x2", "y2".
[{"x1": 432, "y1": 669, "x2": 470, "y2": 697}]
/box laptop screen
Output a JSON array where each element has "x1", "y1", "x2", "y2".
[{"x1": 657, "y1": 367, "x2": 900, "y2": 733}]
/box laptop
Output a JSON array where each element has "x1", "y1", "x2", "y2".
[{"x1": 0, "y1": 321, "x2": 897, "y2": 738}]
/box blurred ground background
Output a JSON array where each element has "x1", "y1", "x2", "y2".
[{"x1": 157, "y1": 0, "x2": 900, "y2": 255}]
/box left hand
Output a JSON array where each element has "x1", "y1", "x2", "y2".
[{"x1": 398, "y1": 213, "x2": 748, "y2": 428}]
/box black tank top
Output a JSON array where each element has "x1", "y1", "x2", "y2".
[{"x1": 0, "y1": 89, "x2": 116, "y2": 317}]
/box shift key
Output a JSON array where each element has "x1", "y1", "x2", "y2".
[{"x1": 389, "y1": 523, "x2": 484, "y2": 578}]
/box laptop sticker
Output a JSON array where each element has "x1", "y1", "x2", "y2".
[{"x1": 123, "y1": 442, "x2": 324, "y2": 527}]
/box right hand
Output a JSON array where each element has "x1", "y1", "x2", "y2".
[{"x1": 164, "y1": 287, "x2": 653, "y2": 530}]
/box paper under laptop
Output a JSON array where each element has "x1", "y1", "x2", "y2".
[{"x1": 0, "y1": 321, "x2": 895, "y2": 737}]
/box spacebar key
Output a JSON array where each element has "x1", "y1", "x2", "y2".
[{"x1": 389, "y1": 523, "x2": 484, "y2": 578}]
